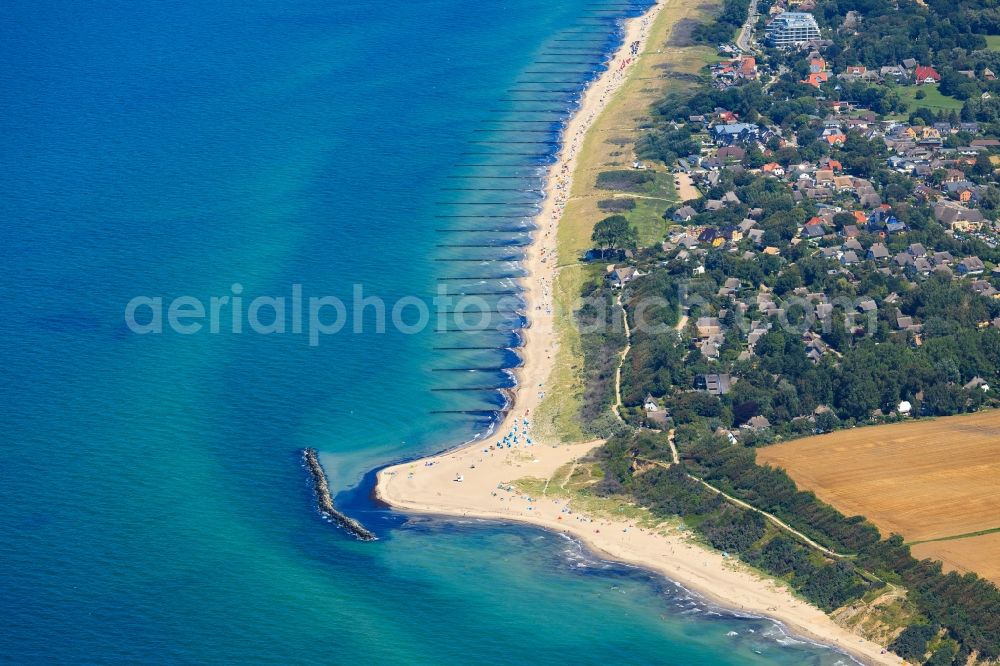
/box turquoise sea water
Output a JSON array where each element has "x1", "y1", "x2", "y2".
[{"x1": 2, "y1": 1, "x2": 855, "y2": 663}]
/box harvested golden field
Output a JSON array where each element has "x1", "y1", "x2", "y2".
[
  {"x1": 911, "y1": 532, "x2": 1000, "y2": 586},
  {"x1": 757, "y1": 411, "x2": 1000, "y2": 555}
]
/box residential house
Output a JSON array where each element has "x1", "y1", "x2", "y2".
[
  {"x1": 675, "y1": 233, "x2": 699, "y2": 249},
  {"x1": 896, "y1": 310, "x2": 923, "y2": 332},
  {"x1": 834, "y1": 175, "x2": 855, "y2": 190},
  {"x1": 803, "y1": 71, "x2": 829, "y2": 87},
  {"x1": 718, "y1": 277, "x2": 741, "y2": 298},
  {"x1": 958, "y1": 256, "x2": 985, "y2": 276},
  {"x1": 841, "y1": 250, "x2": 860, "y2": 265},
  {"x1": 945, "y1": 180, "x2": 976, "y2": 202},
  {"x1": 672, "y1": 205, "x2": 697, "y2": 222},
  {"x1": 803, "y1": 224, "x2": 826, "y2": 239},
  {"x1": 762, "y1": 162, "x2": 785, "y2": 176},
  {"x1": 744, "y1": 415, "x2": 771, "y2": 431},
  {"x1": 738, "y1": 56, "x2": 757, "y2": 79},
  {"x1": 932, "y1": 251, "x2": 954, "y2": 266},
  {"x1": 804, "y1": 332, "x2": 829, "y2": 363},
  {"x1": 934, "y1": 201, "x2": 986, "y2": 231},
  {"x1": 825, "y1": 133, "x2": 847, "y2": 147},
  {"x1": 965, "y1": 376, "x2": 991, "y2": 391},
  {"x1": 712, "y1": 123, "x2": 762, "y2": 145},
  {"x1": 700, "y1": 335, "x2": 725, "y2": 359},
  {"x1": 912, "y1": 257, "x2": 934, "y2": 275},
  {"x1": 718, "y1": 146, "x2": 746, "y2": 162},
  {"x1": 815, "y1": 169, "x2": 836, "y2": 186},
  {"x1": 880, "y1": 65, "x2": 907, "y2": 81},
  {"x1": 607, "y1": 266, "x2": 641, "y2": 288},
  {"x1": 914, "y1": 65, "x2": 941, "y2": 84},
  {"x1": 696, "y1": 316, "x2": 722, "y2": 338},
  {"x1": 867, "y1": 243, "x2": 890, "y2": 261},
  {"x1": 644, "y1": 395, "x2": 670, "y2": 427},
  {"x1": 886, "y1": 218, "x2": 907, "y2": 234},
  {"x1": 971, "y1": 279, "x2": 998, "y2": 297},
  {"x1": 696, "y1": 373, "x2": 734, "y2": 396}
]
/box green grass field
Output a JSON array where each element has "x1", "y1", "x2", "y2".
[
  {"x1": 898, "y1": 83, "x2": 963, "y2": 113},
  {"x1": 617, "y1": 170, "x2": 675, "y2": 247},
  {"x1": 985, "y1": 35, "x2": 1000, "y2": 51},
  {"x1": 626, "y1": 197, "x2": 671, "y2": 247}
]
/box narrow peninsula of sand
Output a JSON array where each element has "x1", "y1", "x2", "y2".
[{"x1": 377, "y1": 2, "x2": 900, "y2": 664}]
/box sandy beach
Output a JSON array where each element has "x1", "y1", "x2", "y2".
[
  {"x1": 376, "y1": 2, "x2": 901, "y2": 664},
  {"x1": 379, "y1": 441, "x2": 901, "y2": 666}
]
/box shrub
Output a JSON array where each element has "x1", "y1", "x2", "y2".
[
  {"x1": 597, "y1": 198, "x2": 637, "y2": 212},
  {"x1": 888, "y1": 624, "x2": 938, "y2": 663},
  {"x1": 595, "y1": 170, "x2": 655, "y2": 192}
]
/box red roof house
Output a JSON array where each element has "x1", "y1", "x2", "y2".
[
  {"x1": 802, "y1": 71, "x2": 829, "y2": 88},
  {"x1": 914, "y1": 66, "x2": 941, "y2": 84}
]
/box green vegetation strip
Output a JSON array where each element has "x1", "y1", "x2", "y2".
[{"x1": 906, "y1": 526, "x2": 1000, "y2": 546}]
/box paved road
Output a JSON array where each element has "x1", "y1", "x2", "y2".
[{"x1": 736, "y1": 0, "x2": 760, "y2": 53}]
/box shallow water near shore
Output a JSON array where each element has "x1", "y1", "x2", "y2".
[{"x1": 2, "y1": 0, "x2": 853, "y2": 662}]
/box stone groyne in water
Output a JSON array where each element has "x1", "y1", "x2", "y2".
[{"x1": 302, "y1": 448, "x2": 377, "y2": 541}]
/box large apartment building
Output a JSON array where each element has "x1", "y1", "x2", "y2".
[{"x1": 765, "y1": 12, "x2": 820, "y2": 46}]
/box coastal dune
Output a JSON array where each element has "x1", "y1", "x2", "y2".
[{"x1": 377, "y1": 2, "x2": 900, "y2": 664}]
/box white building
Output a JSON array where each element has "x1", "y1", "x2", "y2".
[{"x1": 766, "y1": 12, "x2": 820, "y2": 46}]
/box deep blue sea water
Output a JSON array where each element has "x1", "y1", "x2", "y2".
[{"x1": 2, "y1": 1, "x2": 854, "y2": 663}]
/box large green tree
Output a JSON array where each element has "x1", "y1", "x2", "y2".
[{"x1": 591, "y1": 215, "x2": 639, "y2": 257}]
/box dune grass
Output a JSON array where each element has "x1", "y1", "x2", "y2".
[
  {"x1": 533, "y1": 262, "x2": 599, "y2": 443},
  {"x1": 534, "y1": 0, "x2": 720, "y2": 442},
  {"x1": 513, "y1": 462, "x2": 671, "y2": 528}
]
